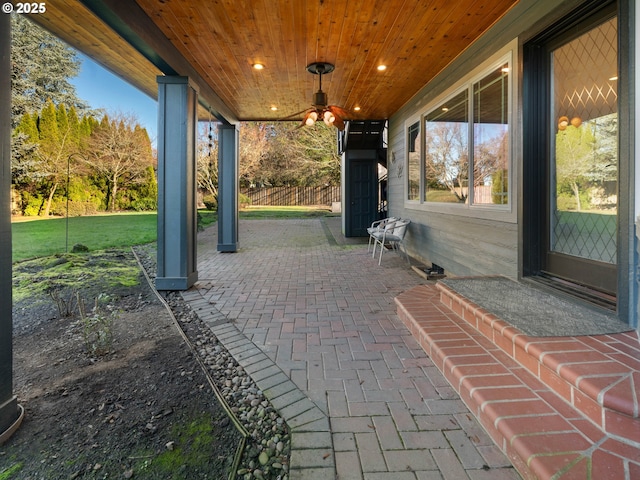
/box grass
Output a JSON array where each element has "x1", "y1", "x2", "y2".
[
  {"x1": 12, "y1": 207, "x2": 331, "y2": 262},
  {"x1": 11, "y1": 212, "x2": 158, "y2": 262},
  {"x1": 239, "y1": 205, "x2": 332, "y2": 219}
]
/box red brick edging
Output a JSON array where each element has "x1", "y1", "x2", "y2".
[{"x1": 395, "y1": 283, "x2": 640, "y2": 480}]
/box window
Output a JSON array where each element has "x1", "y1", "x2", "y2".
[
  {"x1": 407, "y1": 121, "x2": 420, "y2": 201},
  {"x1": 406, "y1": 48, "x2": 513, "y2": 214},
  {"x1": 424, "y1": 90, "x2": 469, "y2": 203},
  {"x1": 473, "y1": 64, "x2": 509, "y2": 205}
]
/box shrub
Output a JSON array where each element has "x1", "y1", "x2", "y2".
[
  {"x1": 22, "y1": 192, "x2": 43, "y2": 216},
  {"x1": 239, "y1": 193, "x2": 252, "y2": 206},
  {"x1": 203, "y1": 195, "x2": 217, "y2": 211}
]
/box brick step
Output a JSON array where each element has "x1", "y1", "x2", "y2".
[{"x1": 395, "y1": 283, "x2": 640, "y2": 480}]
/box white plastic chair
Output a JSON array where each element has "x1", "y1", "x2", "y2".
[
  {"x1": 367, "y1": 217, "x2": 398, "y2": 252},
  {"x1": 371, "y1": 219, "x2": 411, "y2": 266}
]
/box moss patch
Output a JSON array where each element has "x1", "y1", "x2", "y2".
[
  {"x1": 133, "y1": 413, "x2": 236, "y2": 479},
  {"x1": 0, "y1": 463, "x2": 23, "y2": 480},
  {"x1": 13, "y1": 250, "x2": 140, "y2": 304}
]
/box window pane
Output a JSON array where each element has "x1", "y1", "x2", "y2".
[
  {"x1": 551, "y1": 17, "x2": 618, "y2": 263},
  {"x1": 473, "y1": 64, "x2": 509, "y2": 205},
  {"x1": 424, "y1": 90, "x2": 469, "y2": 203},
  {"x1": 407, "y1": 121, "x2": 420, "y2": 201}
]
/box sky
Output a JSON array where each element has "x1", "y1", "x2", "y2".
[{"x1": 71, "y1": 54, "x2": 158, "y2": 141}]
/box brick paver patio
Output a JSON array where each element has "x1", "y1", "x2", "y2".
[{"x1": 181, "y1": 217, "x2": 521, "y2": 480}]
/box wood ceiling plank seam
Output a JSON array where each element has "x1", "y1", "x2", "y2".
[
  {"x1": 169, "y1": 1, "x2": 243, "y2": 89},
  {"x1": 336, "y1": 0, "x2": 387, "y2": 112},
  {"x1": 249, "y1": 0, "x2": 288, "y2": 117},
  {"x1": 215, "y1": 0, "x2": 275, "y2": 117},
  {"x1": 311, "y1": 0, "x2": 333, "y2": 67},
  {"x1": 275, "y1": 0, "x2": 317, "y2": 119},
  {"x1": 365, "y1": 0, "x2": 415, "y2": 68},
  {"x1": 162, "y1": 3, "x2": 242, "y2": 109},
  {"x1": 345, "y1": 2, "x2": 416, "y2": 116},
  {"x1": 381, "y1": 2, "x2": 442, "y2": 57},
  {"x1": 420, "y1": 0, "x2": 518, "y2": 90},
  {"x1": 302, "y1": 0, "x2": 322, "y2": 98},
  {"x1": 318, "y1": 0, "x2": 351, "y2": 108},
  {"x1": 291, "y1": 0, "x2": 310, "y2": 94},
  {"x1": 369, "y1": 2, "x2": 451, "y2": 104},
  {"x1": 337, "y1": 19, "x2": 376, "y2": 113},
  {"x1": 126, "y1": 0, "x2": 239, "y2": 122},
  {"x1": 341, "y1": 0, "x2": 404, "y2": 112},
  {"x1": 335, "y1": 1, "x2": 389, "y2": 114}
]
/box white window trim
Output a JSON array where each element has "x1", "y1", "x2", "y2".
[{"x1": 403, "y1": 38, "x2": 519, "y2": 224}]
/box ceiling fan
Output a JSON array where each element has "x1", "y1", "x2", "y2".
[{"x1": 283, "y1": 62, "x2": 349, "y2": 131}]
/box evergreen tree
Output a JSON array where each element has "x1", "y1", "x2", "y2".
[
  {"x1": 56, "y1": 104, "x2": 69, "y2": 140},
  {"x1": 10, "y1": 14, "x2": 87, "y2": 126},
  {"x1": 67, "y1": 105, "x2": 81, "y2": 147},
  {"x1": 38, "y1": 100, "x2": 60, "y2": 154},
  {"x1": 35, "y1": 100, "x2": 76, "y2": 216},
  {"x1": 14, "y1": 113, "x2": 39, "y2": 141}
]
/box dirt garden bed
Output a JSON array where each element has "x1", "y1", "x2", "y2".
[{"x1": 1, "y1": 247, "x2": 244, "y2": 479}]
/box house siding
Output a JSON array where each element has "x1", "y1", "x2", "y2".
[{"x1": 386, "y1": 0, "x2": 623, "y2": 283}]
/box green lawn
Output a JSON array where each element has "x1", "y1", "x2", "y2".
[
  {"x1": 11, "y1": 213, "x2": 159, "y2": 262},
  {"x1": 11, "y1": 207, "x2": 330, "y2": 262}
]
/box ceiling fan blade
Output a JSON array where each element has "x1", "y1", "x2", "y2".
[
  {"x1": 332, "y1": 114, "x2": 346, "y2": 131},
  {"x1": 278, "y1": 107, "x2": 313, "y2": 121},
  {"x1": 328, "y1": 105, "x2": 350, "y2": 119}
]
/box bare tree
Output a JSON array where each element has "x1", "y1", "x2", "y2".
[
  {"x1": 86, "y1": 113, "x2": 154, "y2": 211},
  {"x1": 197, "y1": 122, "x2": 219, "y2": 198},
  {"x1": 425, "y1": 122, "x2": 469, "y2": 202}
]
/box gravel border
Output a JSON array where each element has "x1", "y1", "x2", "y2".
[{"x1": 134, "y1": 245, "x2": 335, "y2": 480}]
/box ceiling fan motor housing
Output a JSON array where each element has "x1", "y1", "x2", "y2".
[{"x1": 313, "y1": 90, "x2": 328, "y2": 108}]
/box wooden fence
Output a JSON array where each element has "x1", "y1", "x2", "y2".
[{"x1": 240, "y1": 186, "x2": 340, "y2": 206}]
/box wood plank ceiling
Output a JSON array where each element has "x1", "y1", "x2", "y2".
[{"x1": 28, "y1": 0, "x2": 519, "y2": 123}]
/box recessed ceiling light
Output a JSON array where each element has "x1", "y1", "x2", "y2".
[
  {"x1": 377, "y1": 65, "x2": 387, "y2": 71},
  {"x1": 252, "y1": 63, "x2": 265, "y2": 70},
  {"x1": 354, "y1": 106, "x2": 361, "y2": 111},
  {"x1": 270, "y1": 106, "x2": 278, "y2": 111}
]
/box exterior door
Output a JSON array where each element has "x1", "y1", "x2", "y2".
[
  {"x1": 544, "y1": 12, "x2": 618, "y2": 296},
  {"x1": 346, "y1": 157, "x2": 377, "y2": 237}
]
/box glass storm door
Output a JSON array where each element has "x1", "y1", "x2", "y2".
[{"x1": 545, "y1": 15, "x2": 618, "y2": 296}]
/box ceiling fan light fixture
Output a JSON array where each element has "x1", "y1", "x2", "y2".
[
  {"x1": 285, "y1": 62, "x2": 346, "y2": 130},
  {"x1": 323, "y1": 110, "x2": 335, "y2": 125},
  {"x1": 305, "y1": 110, "x2": 318, "y2": 126}
]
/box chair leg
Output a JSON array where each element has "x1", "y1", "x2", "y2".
[{"x1": 378, "y1": 240, "x2": 385, "y2": 265}]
